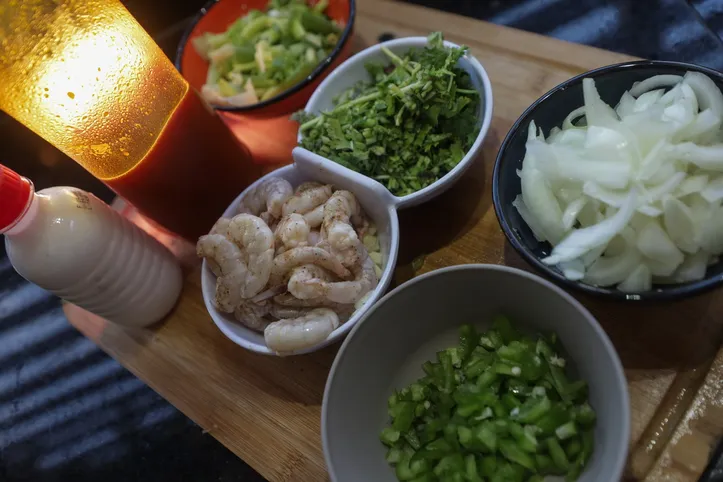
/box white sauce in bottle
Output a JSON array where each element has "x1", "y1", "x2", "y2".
[{"x1": 2, "y1": 167, "x2": 182, "y2": 327}]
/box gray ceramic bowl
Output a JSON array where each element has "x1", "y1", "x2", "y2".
[{"x1": 322, "y1": 265, "x2": 629, "y2": 482}]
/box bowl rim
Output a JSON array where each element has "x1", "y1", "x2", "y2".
[
  {"x1": 298, "y1": 35, "x2": 494, "y2": 209},
  {"x1": 200, "y1": 164, "x2": 400, "y2": 355},
  {"x1": 322, "y1": 263, "x2": 630, "y2": 482},
  {"x1": 492, "y1": 59, "x2": 723, "y2": 301},
  {"x1": 175, "y1": 0, "x2": 356, "y2": 113}
]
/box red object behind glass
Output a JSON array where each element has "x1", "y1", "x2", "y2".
[{"x1": 107, "y1": 90, "x2": 261, "y2": 241}]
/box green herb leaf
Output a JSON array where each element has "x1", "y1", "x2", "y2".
[{"x1": 297, "y1": 32, "x2": 480, "y2": 196}]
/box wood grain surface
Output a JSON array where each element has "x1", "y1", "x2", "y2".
[{"x1": 64, "y1": 1, "x2": 722, "y2": 480}]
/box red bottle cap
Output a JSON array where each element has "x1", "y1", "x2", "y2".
[{"x1": 0, "y1": 165, "x2": 33, "y2": 232}]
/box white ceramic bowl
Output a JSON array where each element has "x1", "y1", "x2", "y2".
[
  {"x1": 323, "y1": 265, "x2": 630, "y2": 482},
  {"x1": 201, "y1": 163, "x2": 400, "y2": 355},
  {"x1": 294, "y1": 36, "x2": 494, "y2": 209}
]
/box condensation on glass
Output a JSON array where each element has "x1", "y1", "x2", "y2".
[{"x1": 0, "y1": 0, "x2": 188, "y2": 179}]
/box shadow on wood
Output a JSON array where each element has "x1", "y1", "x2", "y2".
[
  {"x1": 398, "y1": 150, "x2": 491, "y2": 267},
  {"x1": 502, "y1": 241, "x2": 723, "y2": 371}
]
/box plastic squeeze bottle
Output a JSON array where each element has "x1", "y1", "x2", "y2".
[{"x1": 1, "y1": 165, "x2": 183, "y2": 327}]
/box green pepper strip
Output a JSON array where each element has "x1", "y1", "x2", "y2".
[
  {"x1": 516, "y1": 395, "x2": 552, "y2": 424},
  {"x1": 547, "y1": 437, "x2": 569, "y2": 471},
  {"x1": 459, "y1": 324, "x2": 478, "y2": 362},
  {"x1": 498, "y1": 438, "x2": 536, "y2": 470},
  {"x1": 392, "y1": 401, "x2": 416, "y2": 432},
  {"x1": 380, "y1": 427, "x2": 400, "y2": 446},
  {"x1": 573, "y1": 402, "x2": 597, "y2": 428},
  {"x1": 555, "y1": 421, "x2": 578, "y2": 440}
]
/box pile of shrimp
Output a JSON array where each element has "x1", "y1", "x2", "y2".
[{"x1": 197, "y1": 177, "x2": 383, "y2": 354}]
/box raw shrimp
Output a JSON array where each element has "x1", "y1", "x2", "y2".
[
  {"x1": 290, "y1": 253, "x2": 378, "y2": 304},
  {"x1": 318, "y1": 238, "x2": 365, "y2": 268},
  {"x1": 268, "y1": 304, "x2": 312, "y2": 319},
  {"x1": 273, "y1": 293, "x2": 352, "y2": 310},
  {"x1": 227, "y1": 214, "x2": 275, "y2": 298},
  {"x1": 276, "y1": 213, "x2": 310, "y2": 249},
  {"x1": 268, "y1": 246, "x2": 350, "y2": 287},
  {"x1": 249, "y1": 284, "x2": 286, "y2": 303},
  {"x1": 303, "y1": 204, "x2": 325, "y2": 228},
  {"x1": 282, "y1": 182, "x2": 332, "y2": 216},
  {"x1": 234, "y1": 301, "x2": 270, "y2": 331},
  {"x1": 260, "y1": 211, "x2": 277, "y2": 231},
  {"x1": 307, "y1": 230, "x2": 322, "y2": 246},
  {"x1": 210, "y1": 217, "x2": 231, "y2": 237},
  {"x1": 287, "y1": 264, "x2": 335, "y2": 299},
  {"x1": 198, "y1": 234, "x2": 238, "y2": 277},
  {"x1": 322, "y1": 190, "x2": 364, "y2": 266},
  {"x1": 197, "y1": 234, "x2": 247, "y2": 312},
  {"x1": 237, "y1": 177, "x2": 293, "y2": 219},
  {"x1": 264, "y1": 308, "x2": 339, "y2": 353},
  {"x1": 268, "y1": 302, "x2": 354, "y2": 322}
]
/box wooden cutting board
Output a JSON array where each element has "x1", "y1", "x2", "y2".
[{"x1": 63, "y1": 0, "x2": 723, "y2": 480}]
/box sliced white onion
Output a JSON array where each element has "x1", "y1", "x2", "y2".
[
  {"x1": 527, "y1": 120, "x2": 538, "y2": 142},
  {"x1": 675, "y1": 108, "x2": 721, "y2": 144},
  {"x1": 675, "y1": 174, "x2": 709, "y2": 197},
  {"x1": 642, "y1": 171, "x2": 686, "y2": 204},
  {"x1": 683, "y1": 71, "x2": 723, "y2": 118},
  {"x1": 512, "y1": 195, "x2": 547, "y2": 242},
  {"x1": 637, "y1": 140, "x2": 669, "y2": 181},
  {"x1": 556, "y1": 184, "x2": 584, "y2": 204},
  {"x1": 616, "y1": 91, "x2": 636, "y2": 118},
  {"x1": 520, "y1": 167, "x2": 566, "y2": 244},
  {"x1": 548, "y1": 126, "x2": 562, "y2": 143},
  {"x1": 555, "y1": 128, "x2": 587, "y2": 147},
  {"x1": 645, "y1": 257, "x2": 681, "y2": 277},
  {"x1": 562, "y1": 106, "x2": 586, "y2": 130},
  {"x1": 530, "y1": 140, "x2": 631, "y2": 189},
  {"x1": 636, "y1": 220, "x2": 684, "y2": 270},
  {"x1": 584, "y1": 229, "x2": 640, "y2": 286},
  {"x1": 699, "y1": 205, "x2": 723, "y2": 253},
  {"x1": 559, "y1": 259, "x2": 585, "y2": 281},
  {"x1": 634, "y1": 89, "x2": 665, "y2": 112},
  {"x1": 672, "y1": 143, "x2": 723, "y2": 171},
  {"x1": 673, "y1": 250, "x2": 709, "y2": 282},
  {"x1": 629, "y1": 75, "x2": 683, "y2": 97},
  {"x1": 604, "y1": 232, "x2": 628, "y2": 257},
  {"x1": 585, "y1": 126, "x2": 634, "y2": 164},
  {"x1": 582, "y1": 78, "x2": 619, "y2": 127},
  {"x1": 618, "y1": 263, "x2": 652, "y2": 292},
  {"x1": 581, "y1": 243, "x2": 608, "y2": 267},
  {"x1": 681, "y1": 83, "x2": 700, "y2": 115},
  {"x1": 583, "y1": 181, "x2": 627, "y2": 207},
  {"x1": 543, "y1": 190, "x2": 637, "y2": 265},
  {"x1": 663, "y1": 197, "x2": 699, "y2": 253},
  {"x1": 660, "y1": 83, "x2": 684, "y2": 105},
  {"x1": 562, "y1": 197, "x2": 587, "y2": 231},
  {"x1": 513, "y1": 71, "x2": 723, "y2": 292},
  {"x1": 645, "y1": 161, "x2": 678, "y2": 187},
  {"x1": 701, "y1": 176, "x2": 723, "y2": 203},
  {"x1": 576, "y1": 199, "x2": 601, "y2": 228}
]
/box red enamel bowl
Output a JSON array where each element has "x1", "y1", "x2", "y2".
[{"x1": 175, "y1": 0, "x2": 355, "y2": 118}]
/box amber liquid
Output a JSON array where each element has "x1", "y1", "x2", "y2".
[
  {"x1": 106, "y1": 90, "x2": 261, "y2": 241},
  {"x1": 0, "y1": 0, "x2": 260, "y2": 241}
]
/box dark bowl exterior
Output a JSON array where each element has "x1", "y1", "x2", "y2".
[
  {"x1": 175, "y1": 0, "x2": 355, "y2": 117},
  {"x1": 492, "y1": 60, "x2": 723, "y2": 301}
]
